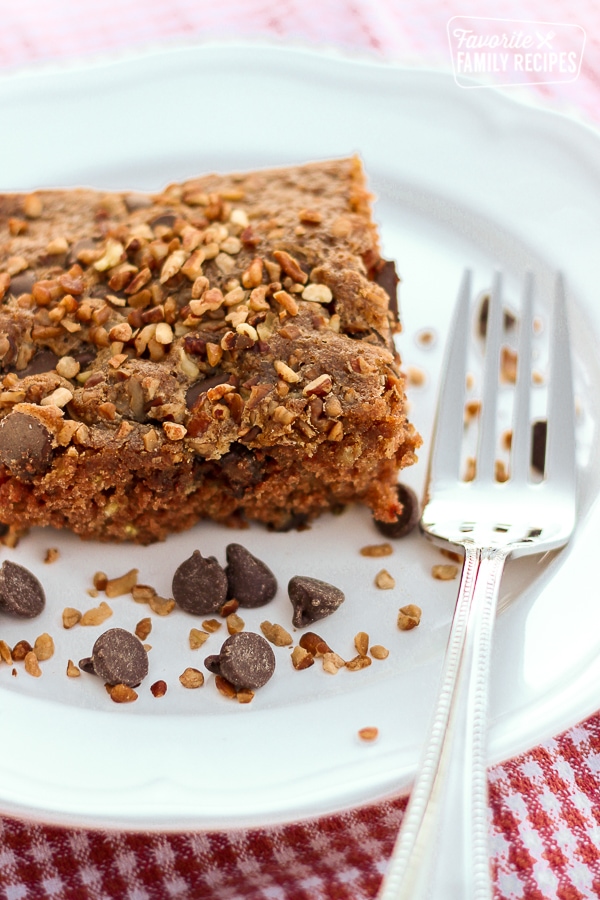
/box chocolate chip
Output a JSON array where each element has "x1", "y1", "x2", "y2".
[
  {"x1": 66, "y1": 238, "x2": 98, "y2": 268},
  {"x1": 78, "y1": 656, "x2": 95, "y2": 675},
  {"x1": 373, "y1": 259, "x2": 399, "y2": 320},
  {"x1": 531, "y1": 419, "x2": 547, "y2": 475},
  {"x1": 225, "y1": 543, "x2": 277, "y2": 608},
  {"x1": 0, "y1": 412, "x2": 53, "y2": 477},
  {"x1": 203, "y1": 654, "x2": 222, "y2": 676},
  {"x1": 213, "y1": 632, "x2": 276, "y2": 689},
  {"x1": 172, "y1": 550, "x2": 228, "y2": 615},
  {"x1": 90, "y1": 627, "x2": 149, "y2": 687},
  {"x1": 8, "y1": 271, "x2": 36, "y2": 297},
  {"x1": 15, "y1": 349, "x2": 59, "y2": 377},
  {"x1": 373, "y1": 483, "x2": 420, "y2": 539},
  {"x1": 150, "y1": 212, "x2": 177, "y2": 230},
  {"x1": 0, "y1": 560, "x2": 45, "y2": 618},
  {"x1": 186, "y1": 373, "x2": 233, "y2": 410},
  {"x1": 288, "y1": 576, "x2": 345, "y2": 628}
]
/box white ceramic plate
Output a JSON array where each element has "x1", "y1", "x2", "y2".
[{"x1": 1, "y1": 44, "x2": 600, "y2": 831}]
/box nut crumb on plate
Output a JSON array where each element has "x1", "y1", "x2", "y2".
[
  {"x1": 375, "y1": 569, "x2": 396, "y2": 590},
  {"x1": 397, "y1": 604, "x2": 422, "y2": 631},
  {"x1": 358, "y1": 727, "x2": 379, "y2": 742},
  {"x1": 179, "y1": 667, "x2": 204, "y2": 689},
  {"x1": 66, "y1": 659, "x2": 80, "y2": 677},
  {"x1": 360, "y1": 542, "x2": 393, "y2": 557},
  {"x1": 432, "y1": 564, "x2": 458, "y2": 581}
]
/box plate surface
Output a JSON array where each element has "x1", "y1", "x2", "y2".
[{"x1": 1, "y1": 44, "x2": 600, "y2": 830}]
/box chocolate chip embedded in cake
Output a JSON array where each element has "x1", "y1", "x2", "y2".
[{"x1": 0, "y1": 157, "x2": 421, "y2": 543}]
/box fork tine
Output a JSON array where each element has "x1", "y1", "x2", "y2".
[
  {"x1": 509, "y1": 271, "x2": 534, "y2": 484},
  {"x1": 545, "y1": 273, "x2": 576, "y2": 487},
  {"x1": 427, "y1": 269, "x2": 471, "y2": 487},
  {"x1": 476, "y1": 271, "x2": 503, "y2": 483}
]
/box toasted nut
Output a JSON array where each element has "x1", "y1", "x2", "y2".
[
  {"x1": 151, "y1": 680, "x2": 167, "y2": 697},
  {"x1": 291, "y1": 645, "x2": 314, "y2": 670},
  {"x1": 273, "y1": 250, "x2": 307, "y2": 284},
  {"x1": 241, "y1": 257, "x2": 264, "y2": 288},
  {"x1": 303, "y1": 374, "x2": 332, "y2": 397},
  {"x1": 94, "y1": 239, "x2": 125, "y2": 271},
  {"x1": 226, "y1": 613, "x2": 245, "y2": 635},
  {"x1": 215, "y1": 674, "x2": 237, "y2": 698},
  {"x1": 179, "y1": 667, "x2": 205, "y2": 689},
  {"x1": 80, "y1": 601, "x2": 113, "y2": 626},
  {"x1": 236, "y1": 689, "x2": 255, "y2": 704},
  {"x1": 105, "y1": 568, "x2": 138, "y2": 598},
  {"x1": 202, "y1": 619, "x2": 222, "y2": 634},
  {"x1": 109, "y1": 683, "x2": 138, "y2": 703},
  {"x1": 142, "y1": 429, "x2": 160, "y2": 452},
  {"x1": 375, "y1": 569, "x2": 396, "y2": 590},
  {"x1": 40, "y1": 387, "x2": 73, "y2": 408},
  {"x1": 298, "y1": 208, "x2": 322, "y2": 225},
  {"x1": 93, "y1": 571, "x2": 108, "y2": 591},
  {"x1": 273, "y1": 290, "x2": 299, "y2": 316},
  {"x1": 219, "y1": 599, "x2": 239, "y2": 617},
  {"x1": 160, "y1": 249, "x2": 187, "y2": 283},
  {"x1": 55, "y1": 357, "x2": 80, "y2": 380},
  {"x1": 12, "y1": 640, "x2": 33, "y2": 661},
  {"x1": 302, "y1": 283, "x2": 333, "y2": 304},
  {"x1": 189, "y1": 628, "x2": 209, "y2": 650},
  {"x1": 24, "y1": 193, "x2": 43, "y2": 219},
  {"x1": 274, "y1": 360, "x2": 300, "y2": 383},
  {"x1": 155, "y1": 322, "x2": 174, "y2": 345},
  {"x1": 135, "y1": 618, "x2": 152, "y2": 641},
  {"x1": 108, "y1": 322, "x2": 133, "y2": 343},
  {"x1": 370, "y1": 645, "x2": 390, "y2": 660},
  {"x1": 163, "y1": 422, "x2": 187, "y2": 441},
  {"x1": 440, "y1": 549, "x2": 463, "y2": 564},
  {"x1": 260, "y1": 621, "x2": 293, "y2": 647},
  {"x1": 354, "y1": 632, "x2": 369, "y2": 657},
  {"x1": 148, "y1": 595, "x2": 175, "y2": 616},
  {"x1": 33, "y1": 633, "x2": 54, "y2": 661},
  {"x1": 66, "y1": 659, "x2": 80, "y2": 678},
  {"x1": 397, "y1": 604, "x2": 422, "y2": 630},
  {"x1": 322, "y1": 651, "x2": 346, "y2": 674},
  {"x1": 407, "y1": 366, "x2": 426, "y2": 387},
  {"x1": 298, "y1": 632, "x2": 332, "y2": 656},
  {"x1": 358, "y1": 727, "x2": 379, "y2": 742},
  {"x1": 24, "y1": 651, "x2": 42, "y2": 677},
  {"x1": 432, "y1": 564, "x2": 458, "y2": 581},
  {"x1": 0, "y1": 640, "x2": 12, "y2": 664},
  {"x1": 132, "y1": 584, "x2": 156, "y2": 603},
  {"x1": 360, "y1": 543, "x2": 393, "y2": 558},
  {"x1": 345, "y1": 654, "x2": 372, "y2": 671}
]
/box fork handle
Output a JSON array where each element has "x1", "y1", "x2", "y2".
[{"x1": 378, "y1": 544, "x2": 509, "y2": 900}]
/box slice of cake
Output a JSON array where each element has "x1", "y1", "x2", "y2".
[{"x1": 0, "y1": 157, "x2": 421, "y2": 543}]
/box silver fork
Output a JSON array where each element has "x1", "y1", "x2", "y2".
[{"x1": 378, "y1": 270, "x2": 577, "y2": 900}]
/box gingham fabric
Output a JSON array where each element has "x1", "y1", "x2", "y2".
[{"x1": 1, "y1": 2, "x2": 600, "y2": 898}]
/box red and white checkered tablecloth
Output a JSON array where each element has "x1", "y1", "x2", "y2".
[{"x1": 1, "y1": 2, "x2": 600, "y2": 898}]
